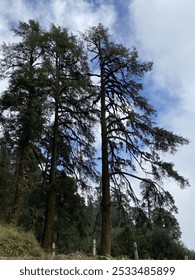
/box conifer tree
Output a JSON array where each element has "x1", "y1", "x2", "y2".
[
  {"x1": 0, "y1": 20, "x2": 47, "y2": 224},
  {"x1": 40, "y1": 25, "x2": 96, "y2": 252},
  {"x1": 83, "y1": 24, "x2": 189, "y2": 255}
]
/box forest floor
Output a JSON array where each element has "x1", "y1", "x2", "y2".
[
  {"x1": 53, "y1": 251, "x2": 92, "y2": 260},
  {"x1": 53, "y1": 251, "x2": 118, "y2": 260},
  {"x1": 0, "y1": 251, "x2": 122, "y2": 260}
]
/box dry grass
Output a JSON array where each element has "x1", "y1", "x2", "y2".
[{"x1": 0, "y1": 223, "x2": 46, "y2": 259}]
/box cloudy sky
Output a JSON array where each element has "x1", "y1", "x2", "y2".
[{"x1": 0, "y1": 0, "x2": 195, "y2": 250}]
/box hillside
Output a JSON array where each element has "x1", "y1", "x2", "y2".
[{"x1": 0, "y1": 223, "x2": 45, "y2": 259}]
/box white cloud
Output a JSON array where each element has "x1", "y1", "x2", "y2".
[
  {"x1": 130, "y1": 0, "x2": 195, "y2": 94},
  {"x1": 129, "y1": 0, "x2": 195, "y2": 249},
  {"x1": 0, "y1": 0, "x2": 117, "y2": 44},
  {"x1": 49, "y1": 0, "x2": 116, "y2": 32}
]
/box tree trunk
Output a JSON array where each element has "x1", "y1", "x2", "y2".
[
  {"x1": 42, "y1": 186, "x2": 56, "y2": 252},
  {"x1": 9, "y1": 145, "x2": 28, "y2": 225},
  {"x1": 9, "y1": 160, "x2": 24, "y2": 225},
  {"x1": 100, "y1": 62, "x2": 111, "y2": 255},
  {"x1": 42, "y1": 102, "x2": 58, "y2": 253}
]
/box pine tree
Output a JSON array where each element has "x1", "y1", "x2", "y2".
[
  {"x1": 83, "y1": 24, "x2": 189, "y2": 255},
  {"x1": 40, "y1": 25, "x2": 97, "y2": 252},
  {"x1": 0, "y1": 20, "x2": 47, "y2": 225}
]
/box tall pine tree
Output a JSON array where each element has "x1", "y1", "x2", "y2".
[
  {"x1": 40, "y1": 25, "x2": 97, "y2": 252},
  {"x1": 83, "y1": 24, "x2": 189, "y2": 255},
  {"x1": 0, "y1": 20, "x2": 47, "y2": 224}
]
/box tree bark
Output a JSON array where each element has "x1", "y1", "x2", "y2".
[
  {"x1": 42, "y1": 101, "x2": 58, "y2": 253},
  {"x1": 9, "y1": 127, "x2": 30, "y2": 225},
  {"x1": 100, "y1": 61, "x2": 111, "y2": 255},
  {"x1": 9, "y1": 151, "x2": 26, "y2": 225}
]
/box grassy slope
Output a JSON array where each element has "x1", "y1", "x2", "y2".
[{"x1": 0, "y1": 223, "x2": 45, "y2": 259}]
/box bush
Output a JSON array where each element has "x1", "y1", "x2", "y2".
[{"x1": 0, "y1": 223, "x2": 45, "y2": 259}]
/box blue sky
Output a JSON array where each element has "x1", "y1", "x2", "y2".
[{"x1": 0, "y1": 0, "x2": 195, "y2": 251}]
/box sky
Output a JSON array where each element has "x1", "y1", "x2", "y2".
[{"x1": 0, "y1": 0, "x2": 195, "y2": 250}]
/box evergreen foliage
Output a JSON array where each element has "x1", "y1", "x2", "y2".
[{"x1": 0, "y1": 20, "x2": 191, "y2": 258}]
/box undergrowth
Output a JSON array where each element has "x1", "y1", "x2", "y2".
[{"x1": 0, "y1": 223, "x2": 45, "y2": 259}]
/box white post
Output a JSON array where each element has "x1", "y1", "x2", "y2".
[
  {"x1": 52, "y1": 242, "x2": 56, "y2": 259},
  {"x1": 93, "y1": 239, "x2": 96, "y2": 257},
  {"x1": 133, "y1": 242, "x2": 139, "y2": 260}
]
